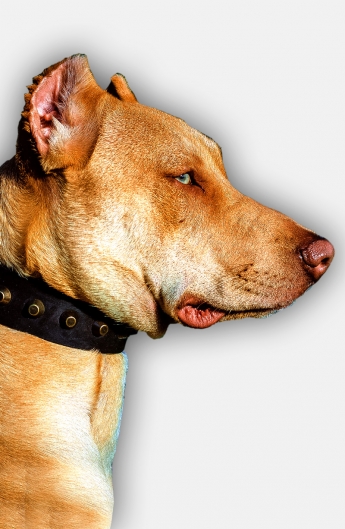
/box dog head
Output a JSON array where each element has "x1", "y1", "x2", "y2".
[{"x1": 13, "y1": 55, "x2": 333, "y2": 337}]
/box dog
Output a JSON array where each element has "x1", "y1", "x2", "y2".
[{"x1": 0, "y1": 54, "x2": 334, "y2": 528}]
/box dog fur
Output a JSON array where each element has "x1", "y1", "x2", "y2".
[{"x1": 0, "y1": 55, "x2": 333, "y2": 528}]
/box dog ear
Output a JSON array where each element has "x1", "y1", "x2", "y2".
[
  {"x1": 20, "y1": 54, "x2": 104, "y2": 172},
  {"x1": 106, "y1": 73, "x2": 137, "y2": 102}
]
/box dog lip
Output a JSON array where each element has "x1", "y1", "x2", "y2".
[
  {"x1": 175, "y1": 296, "x2": 283, "y2": 328},
  {"x1": 176, "y1": 296, "x2": 225, "y2": 329},
  {"x1": 177, "y1": 304, "x2": 225, "y2": 329}
]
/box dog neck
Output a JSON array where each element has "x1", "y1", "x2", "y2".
[{"x1": 0, "y1": 161, "x2": 134, "y2": 526}]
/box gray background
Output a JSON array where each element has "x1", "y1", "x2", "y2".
[{"x1": 0, "y1": 1, "x2": 343, "y2": 528}]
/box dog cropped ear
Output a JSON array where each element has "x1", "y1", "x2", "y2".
[
  {"x1": 107, "y1": 73, "x2": 137, "y2": 102},
  {"x1": 20, "y1": 54, "x2": 104, "y2": 171}
]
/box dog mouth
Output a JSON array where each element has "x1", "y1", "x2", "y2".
[{"x1": 176, "y1": 296, "x2": 278, "y2": 329}]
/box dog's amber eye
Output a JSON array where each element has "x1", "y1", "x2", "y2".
[{"x1": 175, "y1": 173, "x2": 191, "y2": 185}]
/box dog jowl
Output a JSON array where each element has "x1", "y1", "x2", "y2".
[{"x1": 0, "y1": 54, "x2": 334, "y2": 528}]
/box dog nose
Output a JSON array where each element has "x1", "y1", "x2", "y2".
[{"x1": 301, "y1": 238, "x2": 334, "y2": 280}]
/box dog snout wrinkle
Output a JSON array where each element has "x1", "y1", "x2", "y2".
[{"x1": 301, "y1": 238, "x2": 334, "y2": 281}]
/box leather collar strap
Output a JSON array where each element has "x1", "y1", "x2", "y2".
[{"x1": 0, "y1": 266, "x2": 137, "y2": 354}]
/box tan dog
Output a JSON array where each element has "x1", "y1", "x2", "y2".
[{"x1": 0, "y1": 55, "x2": 334, "y2": 528}]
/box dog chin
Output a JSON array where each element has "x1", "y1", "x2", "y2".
[{"x1": 146, "y1": 310, "x2": 175, "y2": 339}]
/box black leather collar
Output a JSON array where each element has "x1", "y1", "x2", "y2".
[{"x1": 0, "y1": 265, "x2": 137, "y2": 354}]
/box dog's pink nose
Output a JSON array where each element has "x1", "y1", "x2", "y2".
[{"x1": 301, "y1": 238, "x2": 334, "y2": 281}]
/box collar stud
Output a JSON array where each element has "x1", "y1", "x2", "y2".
[
  {"x1": 65, "y1": 315, "x2": 77, "y2": 328},
  {"x1": 92, "y1": 321, "x2": 109, "y2": 337},
  {"x1": 27, "y1": 299, "x2": 45, "y2": 317},
  {"x1": 59, "y1": 310, "x2": 78, "y2": 329},
  {"x1": 0, "y1": 287, "x2": 11, "y2": 304}
]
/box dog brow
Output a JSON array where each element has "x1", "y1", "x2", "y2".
[{"x1": 199, "y1": 131, "x2": 223, "y2": 159}]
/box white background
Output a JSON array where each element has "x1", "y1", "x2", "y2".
[{"x1": 0, "y1": 1, "x2": 344, "y2": 528}]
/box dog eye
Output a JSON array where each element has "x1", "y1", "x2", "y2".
[{"x1": 175, "y1": 173, "x2": 192, "y2": 185}]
